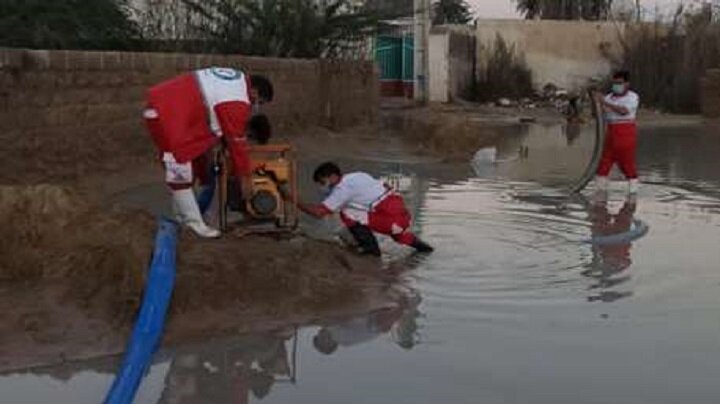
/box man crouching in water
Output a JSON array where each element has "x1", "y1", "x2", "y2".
[{"x1": 289, "y1": 162, "x2": 433, "y2": 256}]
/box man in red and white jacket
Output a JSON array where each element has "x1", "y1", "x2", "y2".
[
  {"x1": 291, "y1": 162, "x2": 433, "y2": 256},
  {"x1": 594, "y1": 70, "x2": 640, "y2": 193},
  {"x1": 144, "y1": 67, "x2": 274, "y2": 238}
]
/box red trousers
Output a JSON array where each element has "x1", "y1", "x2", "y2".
[
  {"x1": 340, "y1": 194, "x2": 417, "y2": 246},
  {"x1": 597, "y1": 122, "x2": 638, "y2": 179}
]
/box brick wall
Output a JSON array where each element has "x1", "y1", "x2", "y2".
[
  {"x1": 701, "y1": 69, "x2": 720, "y2": 119},
  {"x1": 0, "y1": 49, "x2": 378, "y2": 184}
]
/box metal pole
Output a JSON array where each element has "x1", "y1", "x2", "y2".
[
  {"x1": 414, "y1": 0, "x2": 431, "y2": 104},
  {"x1": 401, "y1": 31, "x2": 406, "y2": 97}
]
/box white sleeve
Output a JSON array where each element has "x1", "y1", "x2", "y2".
[
  {"x1": 625, "y1": 93, "x2": 639, "y2": 114},
  {"x1": 607, "y1": 93, "x2": 639, "y2": 114},
  {"x1": 322, "y1": 184, "x2": 352, "y2": 212}
]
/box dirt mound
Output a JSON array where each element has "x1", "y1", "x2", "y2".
[
  {"x1": 0, "y1": 185, "x2": 157, "y2": 370},
  {"x1": 0, "y1": 185, "x2": 155, "y2": 304},
  {"x1": 175, "y1": 236, "x2": 373, "y2": 313},
  {"x1": 165, "y1": 233, "x2": 388, "y2": 341}
]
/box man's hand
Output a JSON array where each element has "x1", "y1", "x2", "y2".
[{"x1": 298, "y1": 203, "x2": 333, "y2": 218}]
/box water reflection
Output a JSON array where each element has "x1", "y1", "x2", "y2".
[
  {"x1": 582, "y1": 193, "x2": 639, "y2": 303},
  {"x1": 471, "y1": 123, "x2": 598, "y2": 187},
  {"x1": 158, "y1": 295, "x2": 422, "y2": 403},
  {"x1": 312, "y1": 295, "x2": 422, "y2": 355},
  {"x1": 565, "y1": 123, "x2": 582, "y2": 146},
  {"x1": 158, "y1": 331, "x2": 296, "y2": 403}
]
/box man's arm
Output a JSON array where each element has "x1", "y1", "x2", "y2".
[
  {"x1": 594, "y1": 92, "x2": 631, "y2": 115},
  {"x1": 215, "y1": 102, "x2": 252, "y2": 176},
  {"x1": 601, "y1": 99, "x2": 630, "y2": 115},
  {"x1": 279, "y1": 186, "x2": 334, "y2": 218},
  {"x1": 297, "y1": 201, "x2": 333, "y2": 218}
]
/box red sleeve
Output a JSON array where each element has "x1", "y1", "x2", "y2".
[
  {"x1": 214, "y1": 101, "x2": 252, "y2": 177},
  {"x1": 246, "y1": 74, "x2": 256, "y2": 104}
]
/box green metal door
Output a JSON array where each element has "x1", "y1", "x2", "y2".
[
  {"x1": 375, "y1": 34, "x2": 413, "y2": 82},
  {"x1": 376, "y1": 36, "x2": 401, "y2": 81},
  {"x1": 402, "y1": 35, "x2": 414, "y2": 83}
]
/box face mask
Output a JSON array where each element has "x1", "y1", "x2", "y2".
[
  {"x1": 319, "y1": 182, "x2": 333, "y2": 196},
  {"x1": 612, "y1": 84, "x2": 626, "y2": 95},
  {"x1": 251, "y1": 102, "x2": 261, "y2": 115}
]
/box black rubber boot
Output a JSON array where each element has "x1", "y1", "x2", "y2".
[
  {"x1": 410, "y1": 238, "x2": 434, "y2": 253},
  {"x1": 347, "y1": 225, "x2": 381, "y2": 257}
]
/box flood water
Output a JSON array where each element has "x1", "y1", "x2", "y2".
[{"x1": 3, "y1": 122, "x2": 720, "y2": 404}]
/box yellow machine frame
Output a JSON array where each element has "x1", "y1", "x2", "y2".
[{"x1": 218, "y1": 144, "x2": 299, "y2": 233}]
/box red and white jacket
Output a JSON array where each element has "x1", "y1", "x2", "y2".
[
  {"x1": 604, "y1": 91, "x2": 639, "y2": 125},
  {"x1": 144, "y1": 67, "x2": 254, "y2": 176}
]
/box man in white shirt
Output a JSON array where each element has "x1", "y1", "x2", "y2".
[
  {"x1": 291, "y1": 162, "x2": 433, "y2": 256},
  {"x1": 593, "y1": 70, "x2": 641, "y2": 193}
]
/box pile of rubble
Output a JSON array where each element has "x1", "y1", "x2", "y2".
[{"x1": 493, "y1": 83, "x2": 581, "y2": 111}]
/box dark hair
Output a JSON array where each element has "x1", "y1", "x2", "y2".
[
  {"x1": 313, "y1": 162, "x2": 342, "y2": 183},
  {"x1": 613, "y1": 70, "x2": 630, "y2": 82},
  {"x1": 247, "y1": 113, "x2": 272, "y2": 145},
  {"x1": 312, "y1": 329, "x2": 339, "y2": 355},
  {"x1": 250, "y1": 74, "x2": 274, "y2": 103}
]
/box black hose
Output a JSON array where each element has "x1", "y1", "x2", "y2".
[{"x1": 567, "y1": 89, "x2": 606, "y2": 194}]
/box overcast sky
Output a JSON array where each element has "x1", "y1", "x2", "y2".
[{"x1": 467, "y1": 0, "x2": 691, "y2": 19}]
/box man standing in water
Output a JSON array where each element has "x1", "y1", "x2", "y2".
[
  {"x1": 594, "y1": 70, "x2": 641, "y2": 193},
  {"x1": 144, "y1": 67, "x2": 274, "y2": 238},
  {"x1": 289, "y1": 162, "x2": 433, "y2": 256}
]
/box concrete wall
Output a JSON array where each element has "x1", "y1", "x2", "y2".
[
  {"x1": 0, "y1": 49, "x2": 378, "y2": 184},
  {"x1": 475, "y1": 19, "x2": 625, "y2": 91},
  {"x1": 429, "y1": 27, "x2": 475, "y2": 103},
  {"x1": 448, "y1": 28, "x2": 476, "y2": 101},
  {"x1": 429, "y1": 32, "x2": 450, "y2": 102},
  {"x1": 701, "y1": 69, "x2": 720, "y2": 119}
]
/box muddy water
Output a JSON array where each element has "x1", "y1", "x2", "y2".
[{"x1": 3, "y1": 123, "x2": 720, "y2": 404}]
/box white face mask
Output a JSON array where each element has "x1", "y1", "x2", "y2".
[{"x1": 612, "y1": 83, "x2": 626, "y2": 95}]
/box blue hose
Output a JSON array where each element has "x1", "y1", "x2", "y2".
[
  {"x1": 586, "y1": 219, "x2": 649, "y2": 246},
  {"x1": 104, "y1": 218, "x2": 178, "y2": 404}
]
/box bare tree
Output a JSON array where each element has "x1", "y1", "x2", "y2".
[{"x1": 514, "y1": 0, "x2": 613, "y2": 20}]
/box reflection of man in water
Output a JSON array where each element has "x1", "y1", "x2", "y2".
[
  {"x1": 565, "y1": 122, "x2": 582, "y2": 146},
  {"x1": 565, "y1": 92, "x2": 582, "y2": 124},
  {"x1": 159, "y1": 331, "x2": 293, "y2": 404},
  {"x1": 313, "y1": 301, "x2": 421, "y2": 355},
  {"x1": 583, "y1": 193, "x2": 637, "y2": 302}
]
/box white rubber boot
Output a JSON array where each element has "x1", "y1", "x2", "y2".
[
  {"x1": 628, "y1": 179, "x2": 640, "y2": 194},
  {"x1": 172, "y1": 189, "x2": 221, "y2": 238},
  {"x1": 595, "y1": 176, "x2": 609, "y2": 191}
]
